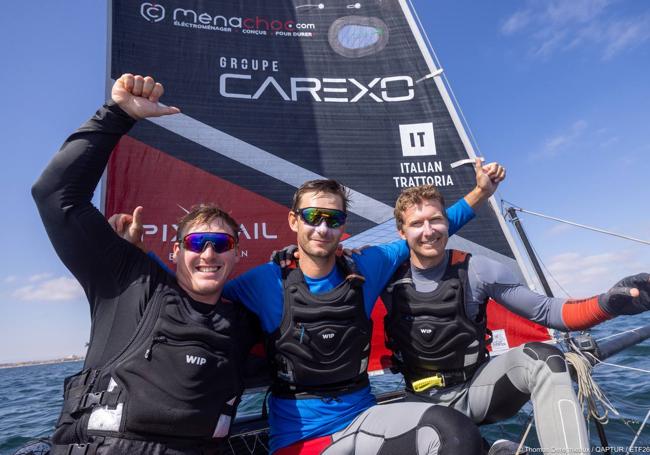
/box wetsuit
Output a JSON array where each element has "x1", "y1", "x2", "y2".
[
  {"x1": 223, "y1": 201, "x2": 482, "y2": 454},
  {"x1": 384, "y1": 251, "x2": 591, "y2": 453},
  {"x1": 32, "y1": 102, "x2": 259, "y2": 454}
]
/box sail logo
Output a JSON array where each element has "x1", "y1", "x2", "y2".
[
  {"x1": 420, "y1": 328, "x2": 433, "y2": 334},
  {"x1": 322, "y1": 332, "x2": 336, "y2": 340},
  {"x1": 399, "y1": 123, "x2": 437, "y2": 156},
  {"x1": 220, "y1": 74, "x2": 414, "y2": 103},
  {"x1": 140, "y1": 3, "x2": 165, "y2": 23},
  {"x1": 142, "y1": 222, "x2": 277, "y2": 242},
  {"x1": 139, "y1": 2, "x2": 316, "y2": 36},
  {"x1": 186, "y1": 355, "x2": 207, "y2": 366}
]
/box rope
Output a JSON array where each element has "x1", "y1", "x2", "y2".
[
  {"x1": 517, "y1": 420, "x2": 533, "y2": 454},
  {"x1": 597, "y1": 327, "x2": 649, "y2": 343},
  {"x1": 592, "y1": 359, "x2": 650, "y2": 375},
  {"x1": 523, "y1": 231, "x2": 573, "y2": 298},
  {"x1": 406, "y1": 0, "x2": 484, "y2": 159},
  {"x1": 565, "y1": 351, "x2": 620, "y2": 424},
  {"x1": 502, "y1": 202, "x2": 650, "y2": 246},
  {"x1": 627, "y1": 408, "x2": 650, "y2": 455}
]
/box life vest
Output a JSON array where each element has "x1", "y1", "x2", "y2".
[
  {"x1": 53, "y1": 286, "x2": 242, "y2": 449},
  {"x1": 383, "y1": 250, "x2": 489, "y2": 390},
  {"x1": 267, "y1": 257, "x2": 371, "y2": 398}
]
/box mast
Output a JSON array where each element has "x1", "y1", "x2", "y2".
[{"x1": 505, "y1": 207, "x2": 554, "y2": 297}]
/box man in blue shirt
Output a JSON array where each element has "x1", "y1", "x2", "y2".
[
  {"x1": 115, "y1": 162, "x2": 504, "y2": 454},
  {"x1": 222, "y1": 163, "x2": 504, "y2": 454}
]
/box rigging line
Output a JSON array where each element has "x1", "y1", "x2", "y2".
[
  {"x1": 407, "y1": 0, "x2": 511, "y2": 209},
  {"x1": 595, "y1": 360, "x2": 650, "y2": 375},
  {"x1": 584, "y1": 352, "x2": 650, "y2": 375},
  {"x1": 521, "y1": 222, "x2": 573, "y2": 298},
  {"x1": 501, "y1": 200, "x2": 571, "y2": 297},
  {"x1": 406, "y1": 0, "x2": 484, "y2": 159},
  {"x1": 597, "y1": 327, "x2": 649, "y2": 342},
  {"x1": 504, "y1": 204, "x2": 650, "y2": 246},
  {"x1": 517, "y1": 420, "x2": 533, "y2": 455},
  {"x1": 627, "y1": 408, "x2": 650, "y2": 455}
]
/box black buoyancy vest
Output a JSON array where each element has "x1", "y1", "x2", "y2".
[
  {"x1": 54, "y1": 285, "x2": 242, "y2": 447},
  {"x1": 383, "y1": 250, "x2": 489, "y2": 384},
  {"x1": 267, "y1": 257, "x2": 371, "y2": 398}
]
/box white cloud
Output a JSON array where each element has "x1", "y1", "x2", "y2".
[
  {"x1": 29, "y1": 273, "x2": 53, "y2": 282},
  {"x1": 544, "y1": 0, "x2": 610, "y2": 25},
  {"x1": 12, "y1": 276, "x2": 84, "y2": 302},
  {"x1": 598, "y1": 136, "x2": 619, "y2": 149},
  {"x1": 601, "y1": 15, "x2": 650, "y2": 60},
  {"x1": 544, "y1": 249, "x2": 648, "y2": 297},
  {"x1": 501, "y1": 10, "x2": 532, "y2": 35},
  {"x1": 501, "y1": 1, "x2": 650, "y2": 60},
  {"x1": 544, "y1": 224, "x2": 574, "y2": 237},
  {"x1": 3, "y1": 275, "x2": 17, "y2": 283},
  {"x1": 533, "y1": 120, "x2": 587, "y2": 159}
]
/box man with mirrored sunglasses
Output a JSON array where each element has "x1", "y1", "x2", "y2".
[
  {"x1": 221, "y1": 166, "x2": 505, "y2": 453},
  {"x1": 32, "y1": 74, "x2": 259, "y2": 454}
]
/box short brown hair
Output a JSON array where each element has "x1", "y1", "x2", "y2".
[
  {"x1": 291, "y1": 179, "x2": 350, "y2": 213},
  {"x1": 177, "y1": 204, "x2": 240, "y2": 243},
  {"x1": 394, "y1": 185, "x2": 447, "y2": 231}
]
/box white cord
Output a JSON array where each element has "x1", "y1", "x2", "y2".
[
  {"x1": 627, "y1": 408, "x2": 650, "y2": 455},
  {"x1": 565, "y1": 351, "x2": 620, "y2": 423},
  {"x1": 517, "y1": 420, "x2": 533, "y2": 454}
]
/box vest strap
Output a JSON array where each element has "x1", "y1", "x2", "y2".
[
  {"x1": 272, "y1": 373, "x2": 369, "y2": 399},
  {"x1": 72, "y1": 390, "x2": 121, "y2": 415},
  {"x1": 65, "y1": 441, "x2": 100, "y2": 455}
]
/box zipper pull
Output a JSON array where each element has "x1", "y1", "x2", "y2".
[
  {"x1": 295, "y1": 323, "x2": 305, "y2": 344},
  {"x1": 144, "y1": 336, "x2": 167, "y2": 360}
]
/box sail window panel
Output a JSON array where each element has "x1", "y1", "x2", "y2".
[{"x1": 329, "y1": 16, "x2": 389, "y2": 58}]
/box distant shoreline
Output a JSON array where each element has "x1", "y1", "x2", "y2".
[{"x1": 0, "y1": 356, "x2": 84, "y2": 370}]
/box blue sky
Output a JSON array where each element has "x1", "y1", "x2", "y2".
[{"x1": 0, "y1": 0, "x2": 648, "y2": 363}]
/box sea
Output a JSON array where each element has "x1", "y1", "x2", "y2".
[{"x1": 1, "y1": 315, "x2": 649, "y2": 454}]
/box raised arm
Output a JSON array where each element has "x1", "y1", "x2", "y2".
[
  {"x1": 470, "y1": 256, "x2": 650, "y2": 331},
  {"x1": 32, "y1": 74, "x2": 179, "y2": 308}
]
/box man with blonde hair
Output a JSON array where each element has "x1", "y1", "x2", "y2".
[{"x1": 382, "y1": 183, "x2": 650, "y2": 454}]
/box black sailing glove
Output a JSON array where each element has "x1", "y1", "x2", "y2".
[
  {"x1": 598, "y1": 273, "x2": 650, "y2": 316},
  {"x1": 269, "y1": 244, "x2": 299, "y2": 268}
]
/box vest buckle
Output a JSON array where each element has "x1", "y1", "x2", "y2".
[
  {"x1": 411, "y1": 373, "x2": 445, "y2": 392},
  {"x1": 66, "y1": 443, "x2": 89, "y2": 455},
  {"x1": 78, "y1": 392, "x2": 104, "y2": 411}
]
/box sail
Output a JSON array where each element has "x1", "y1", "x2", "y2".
[{"x1": 105, "y1": 0, "x2": 552, "y2": 374}]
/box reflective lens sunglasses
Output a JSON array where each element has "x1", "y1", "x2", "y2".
[
  {"x1": 181, "y1": 232, "x2": 236, "y2": 254},
  {"x1": 296, "y1": 207, "x2": 347, "y2": 228}
]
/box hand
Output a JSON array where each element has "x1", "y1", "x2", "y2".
[
  {"x1": 111, "y1": 73, "x2": 181, "y2": 120},
  {"x1": 475, "y1": 158, "x2": 506, "y2": 198},
  {"x1": 598, "y1": 273, "x2": 650, "y2": 316},
  {"x1": 108, "y1": 206, "x2": 146, "y2": 252},
  {"x1": 270, "y1": 245, "x2": 299, "y2": 268},
  {"x1": 463, "y1": 158, "x2": 506, "y2": 209},
  {"x1": 338, "y1": 244, "x2": 370, "y2": 257}
]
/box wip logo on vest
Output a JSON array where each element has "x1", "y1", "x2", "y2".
[{"x1": 186, "y1": 354, "x2": 207, "y2": 365}]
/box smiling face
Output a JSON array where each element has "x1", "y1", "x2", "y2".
[
  {"x1": 398, "y1": 198, "x2": 449, "y2": 269},
  {"x1": 288, "y1": 190, "x2": 346, "y2": 261},
  {"x1": 172, "y1": 219, "x2": 239, "y2": 304}
]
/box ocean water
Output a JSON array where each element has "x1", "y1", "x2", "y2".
[{"x1": 2, "y1": 316, "x2": 649, "y2": 454}]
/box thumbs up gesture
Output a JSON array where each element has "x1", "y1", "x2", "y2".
[{"x1": 111, "y1": 73, "x2": 180, "y2": 120}]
